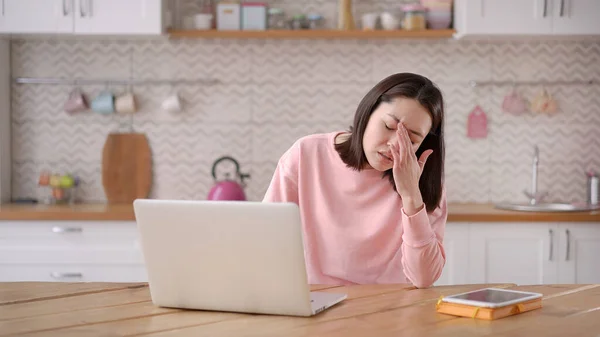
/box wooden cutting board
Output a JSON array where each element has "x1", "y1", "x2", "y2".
[{"x1": 101, "y1": 132, "x2": 152, "y2": 204}]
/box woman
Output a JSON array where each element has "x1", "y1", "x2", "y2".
[{"x1": 263, "y1": 72, "x2": 447, "y2": 288}]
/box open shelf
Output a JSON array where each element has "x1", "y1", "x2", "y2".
[{"x1": 167, "y1": 28, "x2": 456, "y2": 39}]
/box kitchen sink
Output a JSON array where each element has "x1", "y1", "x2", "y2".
[{"x1": 495, "y1": 202, "x2": 600, "y2": 213}]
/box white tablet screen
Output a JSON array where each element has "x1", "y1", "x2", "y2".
[{"x1": 449, "y1": 289, "x2": 535, "y2": 304}]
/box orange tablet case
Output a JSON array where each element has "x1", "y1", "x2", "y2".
[{"x1": 436, "y1": 296, "x2": 543, "y2": 320}]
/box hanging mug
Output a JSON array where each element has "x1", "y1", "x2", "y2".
[
  {"x1": 502, "y1": 89, "x2": 528, "y2": 115},
  {"x1": 162, "y1": 92, "x2": 182, "y2": 113},
  {"x1": 91, "y1": 91, "x2": 115, "y2": 114},
  {"x1": 530, "y1": 89, "x2": 558, "y2": 114},
  {"x1": 115, "y1": 91, "x2": 137, "y2": 114},
  {"x1": 63, "y1": 88, "x2": 89, "y2": 114}
]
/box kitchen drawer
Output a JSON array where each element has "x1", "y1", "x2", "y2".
[
  {"x1": 0, "y1": 220, "x2": 140, "y2": 248},
  {"x1": 0, "y1": 221, "x2": 139, "y2": 238},
  {"x1": 0, "y1": 246, "x2": 144, "y2": 264},
  {"x1": 0, "y1": 263, "x2": 148, "y2": 282}
]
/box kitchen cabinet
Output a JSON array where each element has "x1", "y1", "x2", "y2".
[
  {"x1": 0, "y1": 0, "x2": 74, "y2": 34},
  {"x1": 434, "y1": 223, "x2": 470, "y2": 286},
  {"x1": 0, "y1": 0, "x2": 165, "y2": 35},
  {"x1": 73, "y1": 0, "x2": 165, "y2": 35},
  {"x1": 2, "y1": 219, "x2": 599, "y2": 284},
  {"x1": 551, "y1": 0, "x2": 600, "y2": 35},
  {"x1": 0, "y1": 220, "x2": 148, "y2": 282},
  {"x1": 454, "y1": 0, "x2": 552, "y2": 35},
  {"x1": 454, "y1": 0, "x2": 600, "y2": 37},
  {"x1": 557, "y1": 223, "x2": 600, "y2": 284},
  {"x1": 0, "y1": 40, "x2": 9, "y2": 203},
  {"x1": 468, "y1": 222, "x2": 558, "y2": 285},
  {"x1": 451, "y1": 221, "x2": 600, "y2": 286}
]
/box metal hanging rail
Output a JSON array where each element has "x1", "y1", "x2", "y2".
[
  {"x1": 468, "y1": 79, "x2": 595, "y2": 87},
  {"x1": 12, "y1": 77, "x2": 220, "y2": 86}
]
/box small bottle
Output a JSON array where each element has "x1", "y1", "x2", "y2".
[{"x1": 587, "y1": 170, "x2": 599, "y2": 206}]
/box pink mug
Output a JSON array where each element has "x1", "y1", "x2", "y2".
[
  {"x1": 63, "y1": 88, "x2": 88, "y2": 114},
  {"x1": 502, "y1": 90, "x2": 527, "y2": 115}
]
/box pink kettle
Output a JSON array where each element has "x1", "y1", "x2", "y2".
[{"x1": 207, "y1": 156, "x2": 250, "y2": 201}]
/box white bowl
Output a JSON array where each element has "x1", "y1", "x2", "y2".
[{"x1": 426, "y1": 10, "x2": 452, "y2": 29}]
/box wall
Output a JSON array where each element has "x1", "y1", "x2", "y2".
[{"x1": 8, "y1": 26, "x2": 600, "y2": 205}]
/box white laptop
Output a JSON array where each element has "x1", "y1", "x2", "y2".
[{"x1": 133, "y1": 199, "x2": 347, "y2": 317}]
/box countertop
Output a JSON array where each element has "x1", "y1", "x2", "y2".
[
  {"x1": 0, "y1": 202, "x2": 599, "y2": 222},
  {"x1": 1, "y1": 282, "x2": 598, "y2": 336}
]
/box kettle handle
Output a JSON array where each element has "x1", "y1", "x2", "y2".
[{"x1": 211, "y1": 156, "x2": 250, "y2": 183}]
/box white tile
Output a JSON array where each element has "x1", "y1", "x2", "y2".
[
  {"x1": 252, "y1": 39, "x2": 372, "y2": 84},
  {"x1": 373, "y1": 40, "x2": 493, "y2": 84},
  {"x1": 251, "y1": 82, "x2": 367, "y2": 124}
]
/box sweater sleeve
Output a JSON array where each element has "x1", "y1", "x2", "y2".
[
  {"x1": 400, "y1": 188, "x2": 448, "y2": 288},
  {"x1": 262, "y1": 145, "x2": 299, "y2": 205}
]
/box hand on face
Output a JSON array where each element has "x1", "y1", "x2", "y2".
[{"x1": 388, "y1": 123, "x2": 433, "y2": 199}]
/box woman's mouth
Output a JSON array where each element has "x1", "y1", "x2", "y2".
[{"x1": 378, "y1": 151, "x2": 393, "y2": 163}]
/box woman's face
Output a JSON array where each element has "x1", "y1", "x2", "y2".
[{"x1": 362, "y1": 97, "x2": 433, "y2": 171}]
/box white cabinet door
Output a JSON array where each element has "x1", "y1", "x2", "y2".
[
  {"x1": 0, "y1": 0, "x2": 74, "y2": 33},
  {"x1": 455, "y1": 0, "x2": 553, "y2": 35},
  {"x1": 557, "y1": 223, "x2": 600, "y2": 284},
  {"x1": 74, "y1": 0, "x2": 164, "y2": 35},
  {"x1": 435, "y1": 223, "x2": 470, "y2": 286},
  {"x1": 551, "y1": 0, "x2": 600, "y2": 34},
  {"x1": 468, "y1": 222, "x2": 558, "y2": 285}
]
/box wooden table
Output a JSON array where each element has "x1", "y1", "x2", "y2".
[{"x1": 1, "y1": 282, "x2": 600, "y2": 336}]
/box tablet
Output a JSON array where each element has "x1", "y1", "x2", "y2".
[{"x1": 441, "y1": 288, "x2": 543, "y2": 308}]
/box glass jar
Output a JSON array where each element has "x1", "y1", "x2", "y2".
[
  {"x1": 290, "y1": 14, "x2": 309, "y2": 30},
  {"x1": 307, "y1": 14, "x2": 324, "y2": 29},
  {"x1": 268, "y1": 8, "x2": 286, "y2": 29},
  {"x1": 401, "y1": 4, "x2": 427, "y2": 31}
]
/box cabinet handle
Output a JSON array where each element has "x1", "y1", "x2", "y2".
[
  {"x1": 62, "y1": 0, "x2": 67, "y2": 16},
  {"x1": 542, "y1": 0, "x2": 548, "y2": 17},
  {"x1": 1, "y1": 0, "x2": 4, "y2": 16},
  {"x1": 79, "y1": 0, "x2": 85, "y2": 17},
  {"x1": 549, "y1": 229, "x2": 554, "y2": 261},
  {"x1": 51, "y1": 272, "x2": 83, "y2": 279},
  {"x1": 560, "y1": 0, "x2": 565, "y2": 17},
  {"x1": 565, "y1": 229, "x2": 571, "y2": 261},
  {"x1": 87, "y1": 0, "x2": 92, "y2": 17},
  {"x1": 52, "y1": 226, "x2": 83, "y2": 233}
]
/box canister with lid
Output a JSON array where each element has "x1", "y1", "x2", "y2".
[{"x1": 401, "y1": 4, "x2": 427, "y2": 31}]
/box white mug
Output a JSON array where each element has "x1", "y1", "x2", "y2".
[
  {"x1": 115, "y1": 92, "x2": 137, "y2": 114},
  {"x1": 380, "y1": 12, "x2": 399, "y2": 30},
  {"x1": 361, "y1": 13, "x2": 379, "y2": 30},
  {"x1": 162, "y1": 93, "x2": 182, "y2": 113}
]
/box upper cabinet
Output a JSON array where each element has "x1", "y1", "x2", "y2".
[
  {"x1": 551, "y1": 0, "x2": 600, "y2": 35},
  {"x1": 0, "y1": 0, "x2": 74, "y2": 34},
  {"x1": 0, "y1": 0, "x2": 165, "y2": 35},
  {"x1": 74, "y1": 0, "x2": 164, "y2": 35},
  {"x1": 455, "y1": 0, "x2": 552, "y2": 35},
  {"x1": 454, "y1": 0, "x2": 600, "y2": 37}
]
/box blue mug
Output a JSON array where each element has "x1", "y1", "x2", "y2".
[{"x1": 91, "y1": 91, "x2": 114, "y2": 114}]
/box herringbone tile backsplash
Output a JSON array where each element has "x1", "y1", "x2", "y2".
[{"x1": 9, "y1": 29, "x2": 600, "y2": 205}]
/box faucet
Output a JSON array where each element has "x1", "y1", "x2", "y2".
[{"x1": 523, "y1": 145, "x2": 547, "y2": 205}]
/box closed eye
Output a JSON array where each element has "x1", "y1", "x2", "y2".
[{"x1": 385, "y1": 123, "x2": 418, "y2": 144}]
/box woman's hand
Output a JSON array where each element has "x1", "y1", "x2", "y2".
[{"x1": 388, "y1": 123, "x2": 433, "y2": 215}]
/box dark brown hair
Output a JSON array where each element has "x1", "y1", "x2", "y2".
[{"x1": 334, "y1": 72, "x2": 445, "y2": 213}]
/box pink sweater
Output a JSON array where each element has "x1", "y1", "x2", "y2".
[{"x1": 263, "y1": 132, "x2": 448, "y2": 287}]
